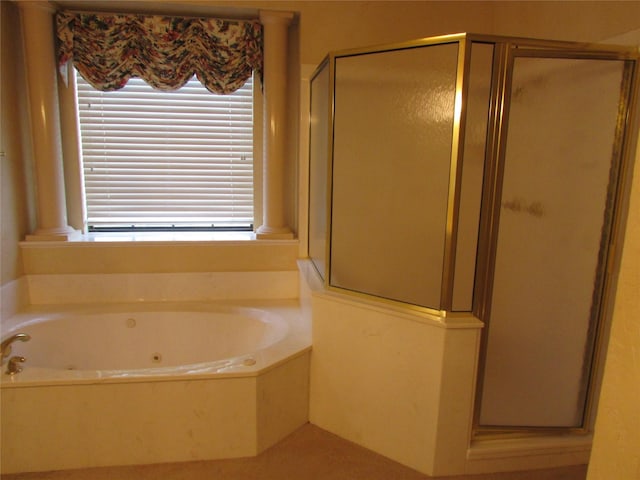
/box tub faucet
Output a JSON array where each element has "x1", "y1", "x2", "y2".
[
  {"x1": 6, "y1": 356, "x2": 26, "y2": 375},
  {"x1": 1, "y1": 333, "x2": 31, "y2": 364}
]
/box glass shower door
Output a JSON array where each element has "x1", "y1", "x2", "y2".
[{"x1": 478, "y1": 52, "x2": 630, "y2": 428}]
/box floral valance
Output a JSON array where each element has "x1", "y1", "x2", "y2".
[{"x1": 56, "y1": 10, "x2": 263, "y2": 94}]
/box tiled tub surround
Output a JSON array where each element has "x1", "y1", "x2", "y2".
[
  {"x1": 0, "y1": 239, "x2": 307, "y2": 473},
  {"x1": 0, "y1": 300, "x2": 311, "y2": 474},
  {"x1": 17, "y1": 238, "x2": 301, "y2": 305},
  {"x1": 24, "y1": 271, "x2": 299, "y2": 305}
]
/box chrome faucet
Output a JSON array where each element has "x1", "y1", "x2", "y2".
[{"x1": 1, "y1": 333, "x2": 31, "y2": 364}]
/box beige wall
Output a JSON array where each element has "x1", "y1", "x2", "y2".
[
  {"x1": 1, "y1": 1, "x2": 36, "y2": 286},
  {"x1": 588, "y1": 124, "x2": 640, "y2": 480},
  {"x1": 258, "y1": 0, "x2": 640, "y2": 65},
  {"x1": 490, "y1": 0, "x2": 640, "y2": 43},
  {"x1": 214, "y1": 1, "x2": 639, "y2": 64}
]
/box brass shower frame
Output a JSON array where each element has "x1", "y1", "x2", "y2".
[
  {"x1": 308, "y1": 33, "x2": 639, "y2": 433},
  {"x1": 311, "y1": 32, "x2": 471, "y2": 319},
  {"x1": 473, "y1": 39, "x2": 639, "y2": 436}
]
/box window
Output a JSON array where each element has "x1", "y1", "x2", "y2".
[{"x1": 76, "y1": 71, "x2": 254, "y2": 231}]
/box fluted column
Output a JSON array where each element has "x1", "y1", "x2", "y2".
[
  {"x1": 20, "y1": 1, "x2": 77, "y2": 241},
  {"x1": 256, "y1": 10, "x2": 294, "y2": 240}
]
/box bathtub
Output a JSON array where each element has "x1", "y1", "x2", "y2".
[{"x1": 0, "y1": 300, "x2": 311, "y2": 474}]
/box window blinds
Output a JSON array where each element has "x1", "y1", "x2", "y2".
[{"x1": 76, "y1": 71, "x2": 254, "y2": 230}]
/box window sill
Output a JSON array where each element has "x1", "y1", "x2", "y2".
[
  {"x1": 20, "y1": 232, "x2": 299, "y2": 275},
  {"x1": 22, "y1": 230, "x2": 301, "y2": 245},
  {"x1": 79, "y1": 230, "x2": 258, "y2": 243}
]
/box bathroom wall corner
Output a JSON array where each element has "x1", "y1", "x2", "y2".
[
  {"x1": 308, "y1": 292, "x2": 447, "y2": 475},
  {"x1": 0, "y1": 276, "x2": 29, "y2": 327},
  {"x1": 431, "y1": 325, "x2": 483, "y2": 476}
]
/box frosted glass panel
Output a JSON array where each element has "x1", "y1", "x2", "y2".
[
  {"x1": 330, "y1": 43, "x2": 458, "y2": 308},
  {"x1": 308, "y1": 64, "x2": 330, "y2": 279},
  {"x1": 479, "y1": 56, "x2": 626, "y2": 427},
  {"x1": 452, "y1": 43, "x2": 493, "y2": 311}
]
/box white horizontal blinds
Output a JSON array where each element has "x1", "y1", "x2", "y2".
[{"x1": 76, "y1": 71, "x2": 254, "y2": 229}]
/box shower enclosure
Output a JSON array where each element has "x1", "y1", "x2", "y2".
[{"x1": 308, "y1": 33, "x2": 639, "y2": 432}]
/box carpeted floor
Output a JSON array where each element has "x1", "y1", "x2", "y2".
[{"x1": 3, "y1": 423, "x2": 588, "y2": 480}]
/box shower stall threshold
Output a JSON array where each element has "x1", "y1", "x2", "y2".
[{"x1": 466, "y1": 433, "x2": 591, "y2": 474}]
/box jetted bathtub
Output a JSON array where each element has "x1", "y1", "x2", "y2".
[{"x1": 0, "y1": 300, "x2": 311, "y2": 474}]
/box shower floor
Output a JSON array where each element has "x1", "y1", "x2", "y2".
[{"x1": 3, "y1": 423, "x2": 587, "y2": 480}]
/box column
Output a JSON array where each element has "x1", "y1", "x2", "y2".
[
  {"x1": 20, "y1": 1, "x2": 77, "y2": 241},
  {"x1": 256, "y1": 10, "x2": 294, "y2": 240}
]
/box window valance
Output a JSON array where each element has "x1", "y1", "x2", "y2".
[{"x1": 56, "y1": 10, "x2": 263, "y2": 94}]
